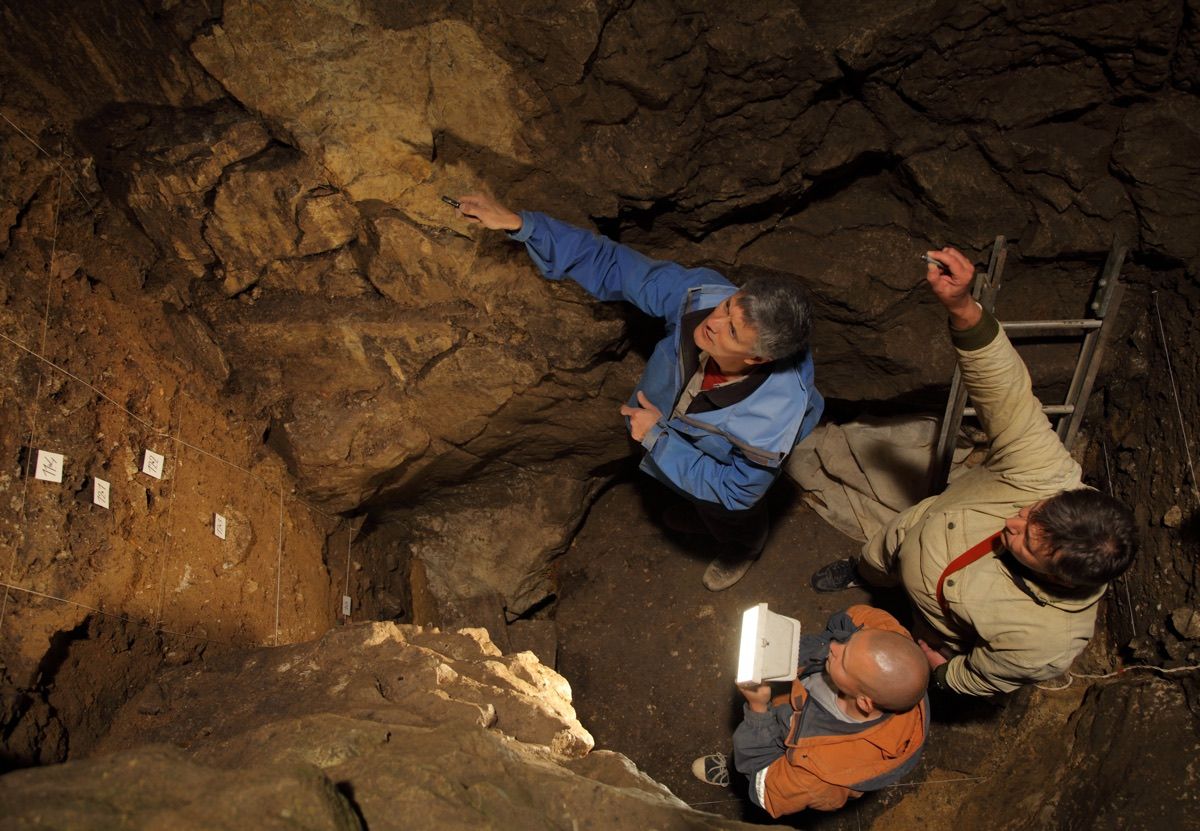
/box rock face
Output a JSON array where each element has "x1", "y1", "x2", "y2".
[
  {"x1": 0, "y1": 623, "x2": 755, "y2": 831},
  {"x1": 1, "y1": 0, "x2": 1199, "y2": 821},
  {"x1": 8, "y1": 0, "x2": 1198, "y2": 631},
  {"x1": 22, "y1": 0, "x2": 1190, "y2": 631},
  {"x1": 0, "y1": 95, "x2": 335, "y2": 767},
  {"x1": 877, "y1": 678, "x2": 1200, "y2": 830}
]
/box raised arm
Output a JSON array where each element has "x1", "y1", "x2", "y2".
[
  {"x1": 926, "y1": 248, "x2": 1077, "y2": 481},
  {"x1": 458, "y1": 192, "x2": 725, "y2": 320}
]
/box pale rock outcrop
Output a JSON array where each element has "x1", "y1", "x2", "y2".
[
  {"x1": 0, "y1": 623, "x2": 756, "y2": 831},
  {"x1": 191, "y1": 4, "x2": 536, "y2": 205}
]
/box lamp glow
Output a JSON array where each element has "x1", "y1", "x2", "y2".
[
  {"x1": 735, "y1": 603, "x2": 801, "y2": 685},
  {"x1": 736, "y1": 605, "x2": 761, "y2": 683}
]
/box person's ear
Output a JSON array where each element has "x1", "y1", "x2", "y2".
[{"x1": 855, "y1": 693, "x2": 875, "y2": 716}]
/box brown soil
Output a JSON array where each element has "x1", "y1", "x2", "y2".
[{"x1": 556, "y1": 475, "x2": 1009, "y2": 828}]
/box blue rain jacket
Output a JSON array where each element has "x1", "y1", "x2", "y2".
[{"x1": 510, "y1": 211, "x2": 823, "y2": 510}]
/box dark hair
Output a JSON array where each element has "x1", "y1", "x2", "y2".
[
  {"x1": 737, "y1": 276, "x2": 812, "y2": 361},
  {"x1": 1031, "y1": 488, "x2": 1137, "y2": 589}
]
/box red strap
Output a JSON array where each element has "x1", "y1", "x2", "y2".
[{"x1": 936, "y1": 531, "x2": 1003, "y2": 619}]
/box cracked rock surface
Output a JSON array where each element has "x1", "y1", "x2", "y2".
[
  {"x1": 1, "y1": 622, "x2": 756, "y2": 830},
  {"x1": 1, "y1": 1, "x2": 1199, "y2": 824}
]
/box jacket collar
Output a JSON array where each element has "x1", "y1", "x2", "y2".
[
  {"x1": 678, "y1": 307, "x2": 771, "y2": 413},
  {"x1": 997, "y1": 552, "x2": 1106, "y2": 611}
]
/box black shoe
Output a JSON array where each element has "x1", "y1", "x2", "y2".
[{"x1": 811, "y1": 558, "x2": 861, "y2": 592}]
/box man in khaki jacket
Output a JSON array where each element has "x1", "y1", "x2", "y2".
[{"x1": 812, "y1": 247, "x2": 1137, "y2": 697}]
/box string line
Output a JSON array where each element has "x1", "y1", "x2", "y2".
[
  {"x1": 0, "y1": 109, "x2": 95, "y2": 211},
  {"x1": 1151, "y1": 291, "x2": 1200, "y2": 502},
  {"x1": 154, "y1": 394, "x2": 184, "y2": 626},
  {"x1": 1035, "y1": 663, "x2": 1200, "y2": 691},
  {"x1": 0, "y1": 329, "x2": 334, "y2": 520},
  {"x1": 0, "y1": 579, "x2": 237, "y2": 647},
  {"x1": 274, "y1": 476, "x2": 284, "y2": 645}
]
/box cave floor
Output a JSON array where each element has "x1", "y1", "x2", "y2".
[{"x1": 555, "y1": 476, "x2": 1008, "y2": 829}]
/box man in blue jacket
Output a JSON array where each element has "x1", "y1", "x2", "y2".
[{"x1": 458, "y1": 193, "x2": 823, "y2": 590}]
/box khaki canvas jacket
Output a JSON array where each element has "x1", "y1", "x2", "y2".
[{"x1": 861, "y1": 311, "x2": 1105, "y2": 696}]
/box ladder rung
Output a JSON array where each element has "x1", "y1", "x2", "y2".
[
  {"x1": 1002, "y1": 319, "x2": 1103, "y2": 335},
  {"x1": 963, "y1": 404, "x2": 1075, "y2": 417}
]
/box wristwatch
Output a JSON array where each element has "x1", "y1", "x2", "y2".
[{"x1": 930, "y1": 663, "x2": 952, "y2": 693}]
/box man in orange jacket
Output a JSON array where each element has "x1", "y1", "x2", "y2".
[{"x1": 692, "y1": 606, "x2": 929, "y2": 816}]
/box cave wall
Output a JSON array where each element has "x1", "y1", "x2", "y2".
[
  {"x1": 1, "y1": 0, "x2": 1199, "y2": 820},
  {"x1": 5, "y1": 0, "x2": 1198, "y2": 625},
  {"x1": 0, "y1": 2, "x2": 339, "y2": 766}
]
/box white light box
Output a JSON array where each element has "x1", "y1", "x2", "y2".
[{"x1": 736, "y1": 602, "x2": 801, "y2": 685}]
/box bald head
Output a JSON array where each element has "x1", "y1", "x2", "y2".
[{"x1": 848, "y1": 630, "x2": 929, "y2": 712}]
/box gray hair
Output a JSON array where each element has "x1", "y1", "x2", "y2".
[{"x1": 737, "y1": 276, "x2": 813, "y2": 361}]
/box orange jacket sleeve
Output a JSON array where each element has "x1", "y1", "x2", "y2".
[
  {"x1": 845, "y1": 604, "x2": 912, "y2": 639},
  {"x1": 760, "y1": 757, "x2": 856, "y2": 816}
]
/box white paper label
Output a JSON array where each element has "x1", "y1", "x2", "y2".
[
  {"x1": 342, "y1": 595, "x2": 352, "y2": 616},
  {"x1": 141, "y1": 449, "x2": 165, "y2": 479},
  {"x1": 93, "y1": 477, "x2": 111, "y2": 509},
  {"x1": 214, "y1": 513, "x2": 227, "y2": 540},
  {"x1": 34, "y1": 450, "x2": 64, "y2": 483}
]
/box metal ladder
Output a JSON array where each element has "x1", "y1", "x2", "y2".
[{"x1": 931, "y1": 237, "x2": 1128, "y2": 491}]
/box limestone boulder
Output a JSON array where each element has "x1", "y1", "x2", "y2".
[
  {"x1": 1010, "y1": 0, "x2": 1184, "y2": 91},
  {"x1": 0, "y1": 745, "x2": 361, "y2": 831},
  {"x1": 203, "y1": 149, "x2": 362, "y2": 297},
  {"x1": 191, "y1": 2, "x2": 536, "y2": 205},
  {"x1": 736, "y1": 185, "x2": 956, "y2": 401},
  {"x1": 30, "y1": 622, "x2": 757, "y2": 831},
  {"x1": 581, "y1": 0, "x2": 842, "y2": 225},
  {"x1": 901, "y1": 143, "x2": 1029, "y2": 242},
  {"x1": 83, "y1": 103, "x2": 272, "y2": 281},
  {"x1": 0, "y1": 118, "x2": 53, "y2": 258}
]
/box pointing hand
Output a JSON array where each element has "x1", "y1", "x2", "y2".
[{"x1": 456, "y1": 193, "x2": 523, "y2": 232}]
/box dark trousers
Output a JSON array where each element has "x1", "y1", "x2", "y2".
[{"x1": 695, "y1": 497, "x2": 769, "y2": 561}]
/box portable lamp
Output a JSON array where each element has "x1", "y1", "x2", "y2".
[{"x1": 736, "y1": 603, "x2": 802, "y2": 685}]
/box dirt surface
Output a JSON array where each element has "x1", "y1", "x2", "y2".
[{"x1": 556, "y1": 475, "x2": 1009, "y2": 828}]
